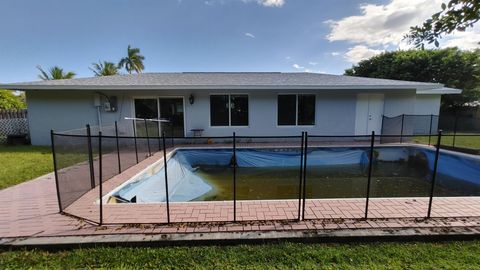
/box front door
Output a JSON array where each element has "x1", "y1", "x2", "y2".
[
  {"x1": 355, "y1": 94, "x2": 384, "y2": 135},
  {"x1": 159, "y1": 98, "x2": 185, "y2": 137}
]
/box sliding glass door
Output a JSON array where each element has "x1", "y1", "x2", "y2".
[
  {"x1": 134, "y1": 99, "x2": 159, "y2": 137},
  {"x1": 159, "y1": 98, "x2": 184, "y2": 137},
  {"x1": 133, "y1": 97, "x2": 185, "y2": 137}
]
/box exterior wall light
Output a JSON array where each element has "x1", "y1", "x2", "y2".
[{"x1": 189, "y1": 94, "x2": 195, "y2": 105}]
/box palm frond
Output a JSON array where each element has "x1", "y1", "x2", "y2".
[
  {"x1": 36, "y1": 65, "x2": 51, "y2": 80},
  {"x1": 90, "y1": 61, "x2": 119, "y2": 76},
  {"x1": 120, "y1": 45, "x2": 145, "y2": 74},
  {"x1": 37, "y1": 65, "x2": 75, "y2": 80}
]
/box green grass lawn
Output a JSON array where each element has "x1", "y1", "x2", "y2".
[
  {"x1": 0, "y1": 145, "x2": 53, "y2": 189},
  {"x1": 2, "y1": 241, "x2": 480, "y2": 269},
  {"x1": 0, "y1": 144, "x2": 93, "y2": 190},
  {"x1": 412, "y1": 133, "x2": 480, "y2": 150}
]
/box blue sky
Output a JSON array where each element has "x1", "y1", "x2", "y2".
[{"x1": 1, "y1": 0, "x2": 478, "y2": 83}]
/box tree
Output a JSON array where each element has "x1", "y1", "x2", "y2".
[
  {"x1": 0, "y1": 90, "x2": 26, "y2": 110},
  {"x1": 90, "y1": 61, "x2": 119, "y2": 76},
  {"x1": 37, "y1": 65, "x2": 76, "y2": 80},
  {"x1": 118, "y1": 45, "x2": 145, "y2": 74},
  {"x1": 344, "y1": 48, "x2": 480, "y2": 111},
  {"x1": 406, "y1": 0, "x2": 480, "y2": 48}
]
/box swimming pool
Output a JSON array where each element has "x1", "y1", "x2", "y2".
[{"x1": 107, "y1": 146, "x2": 480, "y2": 203}]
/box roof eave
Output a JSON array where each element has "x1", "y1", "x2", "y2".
[
  {"x1": 0, "y1": 84, "x2": 436, "y2": 91},
  {"x1": 416, "y1": 87, "x2": 462, "y2": 95}
]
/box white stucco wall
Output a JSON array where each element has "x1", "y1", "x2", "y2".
[
  {"x1": 26, "y1": 89, "x2": 421, "y2": 145},
  {"x1": 187, "y1": 90, "x2": 357, "y2": 137},
  {"x1": 414, "y1": 94, "x2": 441, "y2": 115},
  {"x1": 383, "y1": 92, "x2": 417, "y2": 117}
]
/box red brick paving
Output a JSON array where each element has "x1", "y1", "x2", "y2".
[{"x1": 1, "y1": 145, "x2": 480, "y2": 239}]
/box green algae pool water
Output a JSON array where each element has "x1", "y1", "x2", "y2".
[
  {"x1": 110, "y1": 147, "x2": 480, "y2": 203},
  {"x1": 193, "y1": 162, "x2": 459, "y2": 201}
]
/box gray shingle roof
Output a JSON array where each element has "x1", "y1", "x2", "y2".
[{"x1": 1, "y1": 72, "x2": 445, "y2": 91}]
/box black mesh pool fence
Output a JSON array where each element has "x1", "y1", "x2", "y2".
[{"x1": 49, "y1": 118, "x2": 478, "y2": 225}]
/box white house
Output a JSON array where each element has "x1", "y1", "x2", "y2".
[{"x1": 0, "y1": 72, "x2": 461, "y2": 145}]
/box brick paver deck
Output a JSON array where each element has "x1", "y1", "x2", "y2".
[{"x1": 1, "y1": 143, "x2": 480, "y2": 240}]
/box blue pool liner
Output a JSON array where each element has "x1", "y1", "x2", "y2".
[{"x1": 414, "y1": 148, "x2": 480, "y2": 185}]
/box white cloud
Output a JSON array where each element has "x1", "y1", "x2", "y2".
[
  {"x1": 245, "y1": 32, "x2": 255, "y2": 38},
  {"x1": 255, "y1": 0, "x2": 284, "y2": 7},
  {"x1": 308, "y1": 62, "x2": 318, "y2": 66},
  {"x1": 204, "y1": 0, "x2": 216, "y2": 6},
  {"x1": 292, "y1": 63, "x2": 328, "y2": 74},
  {"x1": 344, "y1": 45, "x2": 384, "y2": 63},
  {"x1": 326, "y1": 0, "x2": 444, "y2": 47},
  {"x1": 206, "y1": 0, "x2": 284, "y2": 7},
  {"x1": 293, "y1": 64, "x2": 304, "y2": 69},
  {"x1": 441, "y1": 25, "x2": 480, "y2": 50},
  {"x1": 325, "y1": 0, "x2": 480, "y2": 63},
  {"x1": 304, "y1": 68, "x2": 327, "y2": 73}
]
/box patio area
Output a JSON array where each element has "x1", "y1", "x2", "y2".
[{"x1": 1, "y1": 145, "x2": 480, "y2": 244}]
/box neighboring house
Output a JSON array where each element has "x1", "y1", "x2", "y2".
[{"x1": 0, "y1": 72, "x2": 461, "y2": 145}]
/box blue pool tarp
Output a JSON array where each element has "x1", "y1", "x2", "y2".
[
  {"x1": 114, "y1": 155, "x2": 212, "y2": 203},
  {"x1": 176, "y1": 148, "x2": 370, "y2": 167}
]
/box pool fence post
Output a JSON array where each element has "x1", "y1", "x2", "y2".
[
  {"x1": 162, "y1": 132, "x2": 171, "y2": 224},
  {"x1": 115, "y1": 121, "x2": 121, "y2": 173},
  {"x1": 99, "y1": 131, "x2": 103, "y2": 225},
  {"x1": 132, "y1": 119, "x2": 139, "y2": 164},
  {"x1": 365, "y1": 131, "x2": 375, "y2": 219},
  {"x1": 233, "y1": 132, "x2": 237, "y2": 222},
  {"x1": 86, "y1": 124, "x2": 96, "y2": 189},
  {"x1": 171, "y1": 122, "x2": 174, "y2": 147},
  {"x1": 400, "y1": 114, "x2": 405, "y2": 143},
  {"x1": 144, "y1": 119, "x2": 151, "y2": 156},
  {"x1": 452, "y1": 115, "x2": 458, "y2": 149},
  {"x1": 427, "y1": 130, "x2": 442, "y2": 218},
  {"x1": 297, "y1": 132, "x2": 305, "y2": 221},
  {"x1": 380, "y1": 115, "x2": 385, "y2": 143},
  {"x1": 157, "y1": 121, "x2": 161, "y2": 151},
  {"x1": 301, "y1": 131, "x2": 308, "y2": 220},
  {"x1": 428, "y1": 114, "x2": 433, "y2": 146},
  {"x1": 50, "y1": 130, "x2": 63, "y2": 213}
]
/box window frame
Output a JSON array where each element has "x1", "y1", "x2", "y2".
[
  {"x1": 277, "y1": 94, "x2": 316, "y2": 127},
  {"x1": 209, "y1": 93, "x2": 250, "y2": 127}
]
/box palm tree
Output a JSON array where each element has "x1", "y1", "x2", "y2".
[
  {"x1": 118, "y1": 45, "x2": 145, "y2": 74},
  {"x1": 37, "y1": 65, "x2": 76, "y2": 80},
  {"x1": 90, "y1": 61, "x2": 119, "y2": 76}
]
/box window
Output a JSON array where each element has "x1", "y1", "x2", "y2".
[
  {"x1": 278, "y1": 95, "x2": 296, "y2": 125},
  {"x1": 277, "y1": 94, "x2": 315, "y2": 126},
  {"x1": 298, "y1": 95, "x2": 316, "y2": 125},
  {"x1": 210, "y1": 94, "x2": 249, "y2": 126},
  {"x1": 230, "y1": 95, "x2": 248, "y2": 126}
]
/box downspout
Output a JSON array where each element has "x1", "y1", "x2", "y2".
[
  {"x1": 97, "y1": 106, "x2": 103, "y2": 132},
  {"x1": 94, "y1": 93, "x2": 103, "y2": 132}
]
